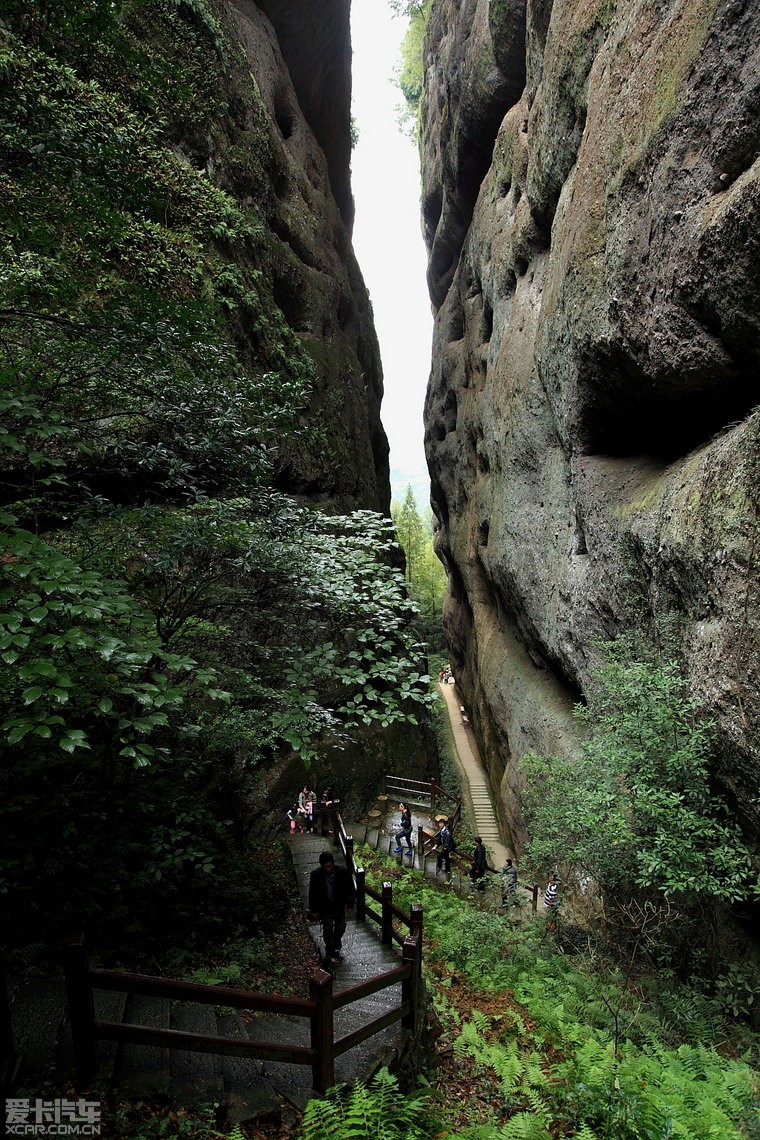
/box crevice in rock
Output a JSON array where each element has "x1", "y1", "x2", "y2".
[
  {"x1": 447, "y1": 303, "x2": 465, "y2": 342},
  {"x1": 572, "y1": 511, "x2": 587, "y2": 556},
  {"x1": 481, "y1": 295, "x2": 494, "y2": 342},
  {"x1": 443, "y1": 387, "x2": 458, "y2": 434},
  {"x1": 271, "y1": 262, "x2": 307, "y2": 329},
  {"x1": 273, "y1": 83, "x2": 294, "y2": 140},
  {"x1": 578, "y1": 346, "x2": 758, "y2": 461},
  {"x1": 269, "y1": 215, "x2": 321, "y2": 271}
]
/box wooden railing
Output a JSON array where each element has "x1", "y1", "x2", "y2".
[
  {"x1": 381, "y1": 776, "x2": 539, "y2": 910},
  {"x1": 63, "y1": 818, "x2": 424, "y2": 1095},
  {"x1": 382, "y1": 775, "x2": 462, "y2": 832}
]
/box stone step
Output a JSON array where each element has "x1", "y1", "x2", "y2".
[
  {"x1": 216, "y1": 1012, "x2": 281, "y2": 1127},
  {"x1": 8, "y1": 976, "x2": 67, "y2": 1080},
  {"x1": 116, "y1": 994, "x2": 170, "y2": 1095},
  {"x1": 169, "y1": 1002, "x2": 224, "y2": 1107},
  {"x1": 92, "y1": 988, "x2": 129, "y2": 1082}
]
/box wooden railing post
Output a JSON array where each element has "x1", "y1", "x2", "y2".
[
  {"x1": 62, "y1": 934, "x2": 96, "y2": 1086},
  {"x1": 355, "y1": 867, "x2": 366, "y2": 921},
  {"x1": 332, "y1": 810, "x2": 340, "y2": 847},
  {"x1": 531, "y1": 884, "x2": 539, "y2": 912},
  {"x1": 409, "y1": 904, "x2": 423, "y2": 975},
  {"x1": 381, "y1": 881, "x2": 393, "y2": 945},
  {"x1": 309, "y1": 968, "x2": 334, "y2": 1093},
  {"x1": 401, "y1": 935, "x2": 420, "y2": 1033}
]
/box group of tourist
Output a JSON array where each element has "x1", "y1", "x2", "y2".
[
  {"x1": 287, "y1": 783, "x2": 340, "y2": 834},
  {"x1": 303, "y1": 797, "x2": 560, "y2": 970}
]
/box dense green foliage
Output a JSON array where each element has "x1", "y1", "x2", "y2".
[
  {"x1": 302, "y1": 1067, "x2": 442, "y2": 1140},
  {"x1": 520, "y1": 642, "x2": 758, "y2": 970},
  {"x1": 0, "y1": 0, "x2": 432, "y2": 962},
  {"x1": 390, "y1": 0, "x2": 432, "y2": 137},
  {"x1": 343, "y1": 847, "x2": 760, "y2": 1140},
  {"x1": 392, "y1": 484, "x2": 446, "y2": 651}
]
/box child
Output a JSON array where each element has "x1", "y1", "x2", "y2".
[{"x1": 287, "y1": 805, "x2": 303, "y2": 834}]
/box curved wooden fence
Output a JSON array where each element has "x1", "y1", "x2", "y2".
[{"x1": 63, "y1": 810, "x2": 423, "y2": 1094}]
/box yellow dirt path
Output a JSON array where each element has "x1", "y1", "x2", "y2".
[{"x1": 439, "y1": 682, "x2": 511, "y2": 870}]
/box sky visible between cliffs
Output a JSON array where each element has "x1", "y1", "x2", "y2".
[{"x1": 351, "y1": 2, "x2": 432, "y2": 508}]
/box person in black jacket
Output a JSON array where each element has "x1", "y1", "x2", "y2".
[
  {"x1": 308, "y1": 851, "x2": 355, "y2": 965},
  {"x1": 393, "y1": 802, "x2": 413, "y2": 853},
  {"x1": 469, "y1": 836, "x2": 487, "y2": 891},
  {"x1": 435, "y1": 819, "x2": 454, "y2": 877}
]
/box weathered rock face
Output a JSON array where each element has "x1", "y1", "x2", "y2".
[
  {"x1": 222, "y1": 0, "x2": 389, "y2": 510},
  {"x1": 422, "y1": 0, "x2": 760, "y2": 851}
]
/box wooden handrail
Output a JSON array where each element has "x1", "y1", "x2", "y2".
[
  {"x1": 334, "y1": 1002, "x2": 411, "y2": 1058},
  {"x1": 93, "y1": 1020, "x2": 316, "y2": 1066},
  {"x1": 88, "y1": 968, "x2": 315, "y2": 1016},
  {"x1": 332, "y1": 964, "x2": 410, "y2": 1010},
  {"x1": 64, "y1": 839, "x2": 425, "y2": 1097}
]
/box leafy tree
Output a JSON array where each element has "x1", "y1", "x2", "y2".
[
  {"x1": 391, "y1": 0, "x2": 432, "y2": 137},
  {"x1": 521, "y1": 641, "x2": 758, "y2": 953},
  {"x1": 392, "y1": 484, "x2": 446, "y2": 650},
  {"x1": 392, "y1": 484, "x2": 426, "y2": 584}
]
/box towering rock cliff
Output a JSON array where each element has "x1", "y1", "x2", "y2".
[
  {"x1": 224, "y1": 0, "x2": 389, "y2": 509},
  {"x1": 421, "y1": 0, "x2": 760, "y2": 853}
]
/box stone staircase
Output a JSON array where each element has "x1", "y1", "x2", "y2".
[
  {"x1": 6, "y1": 833, "x2": 411, "y2": 1126},
  {"x1": 6, "y1": 694, "x2": 521, "y2": 1122}
]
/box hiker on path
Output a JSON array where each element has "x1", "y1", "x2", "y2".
[
  {"x1": 298, "y1": 785, "x2": 315, "y2": 832},
  {"x1": 308, "y1": 851, "x2": 355, "y2": 967},
  {"x1": 435, "y1": 818, "x2": 454, "y2": 877},
  {"x1": 321, "y1": 784, "x2": 339, "y2": 809},
  {"x1": 287, "y1": 804, "x2": 302, "y2": 834},
  {"x1": 469, "y1": 835, "x2": 487, "y2": 890},
  {"x1": 393, "y1": 802, "x2": 413, "y2": 853},
  {"x1": 544, "y1": 873, "x2": 559, "y2": 910},
  {"x1": 500, "y1": 858, "x2": 518, "y2": 906}
]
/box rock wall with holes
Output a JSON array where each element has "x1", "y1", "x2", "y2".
[
  {"x1": 422, "y1": 0, "x2": 760, "y2": 850},
  {"x1": 220, "y1": 0, "x2": 388, "y2": 509}
]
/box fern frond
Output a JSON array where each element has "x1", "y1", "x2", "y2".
[
  {"x1": 501, "y1": 1110, "x2": 552, "y2": 1140},
  {"x1": 471, "y1": 1008, "x2": 491, "y2": 1034},
  {"x1": 572, "y1": 1126, "x2": 600, "y2": 1140}
]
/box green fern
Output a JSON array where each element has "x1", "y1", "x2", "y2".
[
  {"x1": 301, "y1": 1068, "x2": 441, "y2": 1140},
  {"x1": 499, "y1": 1112, "x2": 552, "y2": 1139},
  {"x1": 572, "y1": 1127, "x2": 600, "y2": 1140},
  {"x1": 471, "y1": 1008, "x2": 491, "y2": 1034}
]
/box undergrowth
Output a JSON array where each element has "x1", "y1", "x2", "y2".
[{"x1": 329, "y1": 844, "x2": 760, "y2": 1140}]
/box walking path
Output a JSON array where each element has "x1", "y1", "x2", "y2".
[
  {"x1": 6, "y1": 683, "x2": 515, "y2": 1123},
  {"x1": 438, "y1": 682, "x2": 510, "y2": 870}
]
